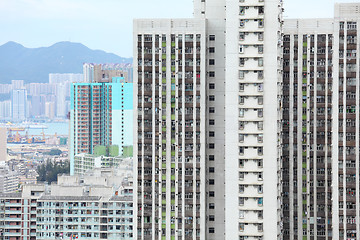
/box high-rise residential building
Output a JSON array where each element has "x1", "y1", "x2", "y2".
[
  {"x1": 0, "y1": 168, "x2": 133, "y2": 240},
  {"x1": 0, "y1": 100, "x2": 12, "y2": 119},
  {"x1": 49, "y1": 73, "x2": 83, "y2": 85},
  {"x1": 11, "y1": 89, "x2": 27, "y2": 121},
  {"x1": 83, "y1": 63, "x2": 133, "y2": 83},
  {"x1": 56, "y1": 83, "x2": 67, "y2": 118},
  {"x1": 0, "y1": 163, "x2": 19, "y2": 194},
  {"x1": 45, "y1": 101, "x2": 55, "y2": 119},
  {"x1": 134, "y1": 19, "x2": 207, "y2": 239},
  {"x1": 49, "y1": 73, "x2": 84, "y2": 119},
  {"x1": 70, "y1": 70, "x2": 133, "y2": 175},
  {"x1": 134, "y1": 0, "x2": 282, "y2": 239},
  {"x1": 281, "y1": 3, "x2": 360, "y2": 240},
  {"x1": 11, "y1": 80, "x2": 24, "y2": 90}
]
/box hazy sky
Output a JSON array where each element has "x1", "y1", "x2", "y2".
[{"x1": 0, "y1": 0, "x2": 359, "y2": 57}]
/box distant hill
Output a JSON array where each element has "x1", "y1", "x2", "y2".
[{"x1": 0, "y1": 41, "x2": 132, "y2": 83}]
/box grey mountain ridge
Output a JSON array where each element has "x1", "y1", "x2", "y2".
[{"x1": 0, "y1": 41, "x2": 132, "y2": 83}]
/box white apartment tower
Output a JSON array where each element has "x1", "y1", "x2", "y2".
[
  {"x1": 134, "y1": 0, "x2": 283, "y2": 239},
  {"x1": 134, "y1": 19, "x2": 207, "y2": 239},
  {"x1": 282, "y1": 3, "x2": 360, "y2": 240}
]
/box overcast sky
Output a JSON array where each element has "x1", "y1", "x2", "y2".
[{"x1": 0, "y1": 0, "x2": 359, "y2": 57}]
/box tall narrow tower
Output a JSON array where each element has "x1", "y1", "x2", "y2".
[
  {"x1": 134, "y1": 1, "x2": 283, "y2": 239},
  {"x1": 134, "y1": 19, "x2": 207, "y2": 239}
]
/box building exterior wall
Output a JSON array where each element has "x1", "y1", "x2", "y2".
[
  {"x1": 11, "y1": 89, "x2": 27, "y2": 121},
  {"x1": 0, "y1": 193, "x2": 37, "y2": 240},
  {"x1": 36, "y1": 196, "x2": 133, "y2": 240},
  {"x1": 0, "y1": 170, "x2": 133, "y2": 240},
  {"x1": 282, "y1": 3, "x2": 360, "y2": 240},
  {"x1": 69, "y1": 77, "x2": 133, "y2": 175},
  {"x1": 134, "y1": 19, "x2": 206, "y2": 239}
]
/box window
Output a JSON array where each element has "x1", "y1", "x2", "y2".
[
  {"x1": 239, "y1": 108, "x2": 245, "y2": 117},
  {"x1": 239, "y1": 134, "x2": 244, "y2": 142},
  {"x1": 258, "y1": 32, "x2": 264, "y2": 41},
  {"x1": 209, "y1": 191, "x2": 215, "y2": 197},
  {"x1": 239, "y1": 197, "x2": 244, "y2": 206},
  {"x1": 209, "y1": 215, "x2": 215, "y2": 221},
  {"x1": 239, "y1": 159, "x2": 244, "y2": 167},
  {"x1": 239, "y1": 83, "x2": 244, "y2": 91},
  {"x1": 209, "y1": 35, "x2": 215, "y2": 41},
  {"x1": 239, "y1": 96, "x2": 244, "y2": 104},
  {"x1": 239, "y1": 223, "x2": 245, "y2": 231},
  {"x1": 209, "y1": 83, "x2": 215, "y2": 89},
  {"x1": 258, "y1": 97, "x2": 263, "y2": 105},
  {"x1": 209, "y1": 131, "x2": 215, "y2": 137},
  {"x1": 239, "y1": 70, "x2": 245, "y2": 79},
  {"x1": 209, "y1": 107, "x2": 215, "y2": 113},
  {"x1": 209, "y1": 119, "x2": 215, "y2": 125},
  {"x1": 239, "y1": 45, "x2": 244, "y2": 53},
  {"x1": 258, "y1": 19, "x2": 264, "y2": 28},
  {"x1": 209, "y1": 167, "x2": 215, "y2": 173},
  {"x1": 258, "y1": 45, "x2": 263, "y2": 54},
  {"x1": 258, "y1": 71, "x2": 263, "y2": 79},
  {"x1": 258, "y1": 6, "x2": 264, "y2": 14},
  {"x1": 239, "y1": 32, "x2": 245, "y2": 41},
  {"x1": 239, "y1": 147, "x2": 244, "y2": 155},
  {"x1": 239, "y1": 58, "x2": 245, "y2": 66},
  {"x1": 209, "y1": 143, "x2": 215, "y2": 149},
  {"x1": 240, "y1": 19, "x2": 245, "y2": 27},
  {"x1": 209, "y1": 71, "x2": 215, "y2": 77},
  {"x1": 209, "y1": 203, "x2": 215, "y2": 209},
  {"x1": 239, "y1": 6, "x2": 245, "y2": 15},
  {"x1": 209, "y1": 227, "x2": 215, "y2": 233},
  {"x1": 239, "y1": 210, "x2": 244, "y2": 218},
  {"x1": 209, "y1": 179, "x2": 215, "y2": 185},
  {"x1": 209, "y1": 95, "x2": 215, "y2": 101},
  {"x1": 209, "y1": 47, "x2": 215, "y2": 53},
  {"x1": 258, "y1": 109, "x2": 263, "y2": 117},
  {"x1": 209, "y1": 155, "x2": 215, "y2": 161},
  {"x1": 239, "y1": 121, "x2": 245, "y2": 130},
  {"x1": 258, "y1": 58, "x2": 263, "y2": 67},
  {"x1": 209, "y1": 59, "x2": 215, "y2": 65}
]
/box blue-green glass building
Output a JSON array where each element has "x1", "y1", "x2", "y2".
[{"x1": 70, "y1": 76, "x2": 133, "y2": 175}]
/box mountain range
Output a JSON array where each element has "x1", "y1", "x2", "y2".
[{"x1": 0, "y1": 41, "x2": 132, "y2": 84}]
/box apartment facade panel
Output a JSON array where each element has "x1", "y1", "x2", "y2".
[{"x1": 134, "y1": 19, "x2": 206, "y2": 239}]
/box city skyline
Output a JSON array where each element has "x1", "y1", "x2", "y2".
[{"x1": 0, "y1": 0, "x2": 357, "y2": 58}]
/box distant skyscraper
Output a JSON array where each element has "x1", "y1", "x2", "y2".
[
  {"x1": 44, "y1": 101, "x2": 55, "y2": 119},
  {"x1": 0, "y1": 100, "x2": 12, "y2": 119},
  {"x1": 49, "y1": 73, "x2": 83, "y2": 85},
  {"x1": 11, "y1": 89, "x2": 27, "y2": 121},
  {"x1": 11, "y1": 80, "x2": 24, "y2": 90},
  {"x1": 83, "y1": 63, "x2": 133, "y2": 83},
  {"x1": 56, "y1": 83, "x2": 67, "y2": 118},
  {"x1": 70, "y1": 70, "x2": 133, "y2": 175},
  {"x1": 48, "y1": 73, "x2": 84, "y2": 119}
]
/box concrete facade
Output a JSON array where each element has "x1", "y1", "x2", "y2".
[
  {"x1": 0, "y1": 169, "x2": 133, "y2": 240},
  {"x1": 281, "y1": 3, "x2": 360, "y2": 240},
  {"x1": 69, "y1": 74, "x2": 133, "y2": 175}
]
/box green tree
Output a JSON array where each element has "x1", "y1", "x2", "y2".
[{"x1": 37, "y1": 160, "x2": 70, "y2": 183}]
